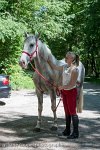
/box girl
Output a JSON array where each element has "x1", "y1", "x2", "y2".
[{"x1": 48, "y1": 51, "x2": 79, "y2": 139}]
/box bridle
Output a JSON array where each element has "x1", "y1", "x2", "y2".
[{"x1": 22, "y1": 39, "x2": 38, "y2": 61}]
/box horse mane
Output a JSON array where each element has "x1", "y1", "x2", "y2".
[
  {"x1": 24, "y1": 34, "x2": 64, "y2": 66},
  {"x1": 39, "y1": 40, "x2": 59, "y2": 65},
  {"x1": 39, "y1": 40, "x2": 65, "y2": 67}
]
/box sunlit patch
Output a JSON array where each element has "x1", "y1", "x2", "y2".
[
  {"x1": 83, "y1": 89, "x2": 100, "y2": 95},
  {"x1": 78, "y1": 110, "x2": 100, "y2": 118}
]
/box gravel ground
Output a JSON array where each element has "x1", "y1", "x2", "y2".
[{"x1": 0, "y1": 82, "x2": 100, "y2": 150}]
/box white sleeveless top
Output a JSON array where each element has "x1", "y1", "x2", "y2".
[{"x1": 62, "y1": 65, "x2": 79, "y2": 90}]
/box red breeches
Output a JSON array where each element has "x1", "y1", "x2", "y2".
[{"x1": 61, "y1": 88, "x2": 77, "y2": 115}]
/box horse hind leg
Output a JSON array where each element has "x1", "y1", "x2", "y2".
[
  {"x1": 77, "y1": 86, "x2": 83, "y2": 113},
  {"x1": 34, "y1": 89, "x2": 43, "y2": 132},
  {"x1": 50, "y1": 89, "x2": 58, "y2": 131}
]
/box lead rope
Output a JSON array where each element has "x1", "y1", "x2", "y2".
[
  {"x1": 29, "y1": 62, "x2": 62, "y2": 111},
  {"x1": 54, "y1": 96, "x2": 62, "y2": 112}
]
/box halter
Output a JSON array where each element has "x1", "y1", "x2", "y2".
[
  {"x1": 22, "y1": 39, "x2": 38, "y2": 61},
  {"x1": 21, "y1": 38, "x2": 61, "y2": 111}
]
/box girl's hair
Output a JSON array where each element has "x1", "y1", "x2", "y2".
[{"x1": 66, "y1": 51, "x2": 79, "y2": 66}]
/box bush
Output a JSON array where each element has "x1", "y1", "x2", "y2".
[{"x1": 10, "y1": 64, "x2": 35, "y2": 90}]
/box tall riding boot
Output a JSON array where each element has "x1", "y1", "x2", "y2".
[
  {"x1": 67, "y1": 115, "x2": 79, "y2": 139},
  {"x1": 62, "y1": 115, "x2": 71, "y2": 136}
]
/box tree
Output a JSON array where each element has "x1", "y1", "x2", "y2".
[
  {"x1": 0, "y1": 0, "x2": 27, "y2": 74},
  {"x1": 0, "y1": 0, "x2": 100, "y2": 85},
  {"x1": 84, "y1": 0, "x2": 100, "y2": 77}
]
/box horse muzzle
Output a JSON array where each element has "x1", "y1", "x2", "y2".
[{"x1": 19, "y1": 60, "x2": 28, "y2": 69}]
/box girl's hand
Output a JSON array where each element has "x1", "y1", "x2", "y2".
[{"x1": 58, "y1": 86, "x2": 64, "y2": 90}]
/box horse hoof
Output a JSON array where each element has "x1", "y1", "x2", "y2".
[
  {"x1": 50, "y1": 126, "x2": 58, "y2": 131},
  {"x1": 33, "y1": 127, "x2": 41, "y2": 132}
]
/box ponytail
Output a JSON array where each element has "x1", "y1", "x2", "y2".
[
  {"x1": 75, "y1": 54, "x2": 79, "y2": 66},
  {"x1": 72, "y1": 53, "x2": 79, "y2": 66}
]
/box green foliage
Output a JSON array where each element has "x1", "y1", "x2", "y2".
[
  {"x1": 0, "y1": 15, "x2": 27, "y2": 75},
  {"x1": 34, "y1": 1, "x2": 71, "y2": 32},
  {"x1": 83, "y1": 0, "x2": 100, "y2": 77},
  {"x1": 32, "y1": 0, "x2": 73, "y2": 40},
  {"x1": 85, "y1": 77, "x2": 100, "y2": 85},
  {"x1": 0, "y1": 16, "x2": 26, "y2": 42},
  {"x1": 28, "y1": 0, "x2": 76, "y2": 59},
  {"x1": 0, "y1": 0, "x2": 100, "y2": 90},
  {"x1": 0, "y1": 3, "x2": 28, "y2": 89},
  {"x1": 0, "y1": 0, "x2": 8, "y2": 11},
  {"x1": 10, "y1": 64, "x2": 34, "y2": 90}
]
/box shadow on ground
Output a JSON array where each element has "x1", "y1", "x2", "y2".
[
  {"x1": 0, "y1": 82, "x2": 100, "y2": 149},
  {"x1": 0, "y1": 114, "x2": 100, "y2": 149}
]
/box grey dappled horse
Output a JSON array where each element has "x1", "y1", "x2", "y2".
[{"x1": 19, "y1": 34, "x2": 85, "y2": 131}]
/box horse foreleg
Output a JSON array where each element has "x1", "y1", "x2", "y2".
[
  {"x1": 35, "y1": 89, "x2": 43, "y2": 131},
  {"x1": 50, "y1": 89, "x2": 58, "y2": 130}
]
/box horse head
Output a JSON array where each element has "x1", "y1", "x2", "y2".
[{"x1": 19, "y1": 33, "x2": 40, "y2": 69}]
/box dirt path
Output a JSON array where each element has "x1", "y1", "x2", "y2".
[{"x1": 0, "y1": 82, "x2": 100, "y2": 150}]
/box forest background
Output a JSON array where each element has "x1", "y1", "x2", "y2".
[{"x1": 0, "y1": 0, "x2": 100, "y2": 90}]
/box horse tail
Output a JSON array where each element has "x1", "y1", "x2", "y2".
[{"x1": 77, "y1": 86, "x2": 84, "y2": 113}]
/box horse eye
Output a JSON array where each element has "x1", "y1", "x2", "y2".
[{"x1": 30, "y1": 43, "x2": 34, "y2": 48}]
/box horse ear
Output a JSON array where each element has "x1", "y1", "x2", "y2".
[
  {"x1": 35, "y1": 32, "x2": 40, "y2": 40},
  {"x1": 24, "y1": 32, "x2": 29, "y2": 38}
]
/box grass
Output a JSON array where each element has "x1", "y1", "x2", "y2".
[{"x1": 10, "y1": 69, "x2": 35, "y2": 90}]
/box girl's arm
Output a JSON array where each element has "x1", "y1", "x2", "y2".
[
  {"x1": 48, "y1": 60, "x2": 63, "y2": 71},
  {"x1": 59, "y1": 68, "x2": 78, "y2": 90}
]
